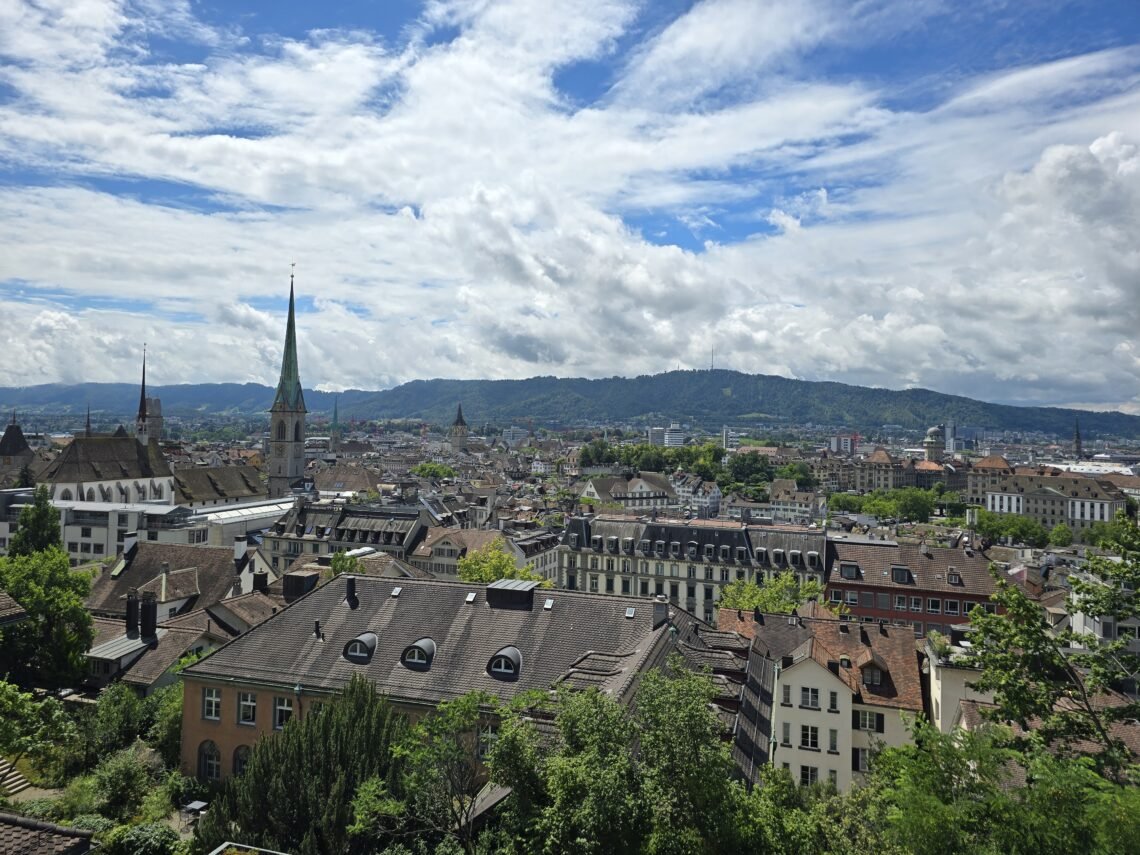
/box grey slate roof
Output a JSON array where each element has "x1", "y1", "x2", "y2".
[
  {"x1": 39, "y1": 435, "x2": 172, "y2": 483},
  {"x1": 173, "y1": 465, "x2": 265, "y2": 504},
  {"x1": 0, "y1": 589, "x2": 27, "y2": 626},
  {"x1": 0, "y1": 812, "x2": 94, "y2": 854},
  {"x1": 0, "y1": 420, "x2": 30, "y2": 456},
  {"x1": 182, "y1": 576, "x2": 686, "y2": 706}
]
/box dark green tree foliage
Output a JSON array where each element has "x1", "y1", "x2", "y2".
[
  {"x1": 194, "y1": 675, "x2": 407, "y2": 855},
  {"x1": 0, "y1": 547, "x2": 93, "y2": 687},
  {"x1": 7, "y1": 485, "x2": 61, "y2": 556},
  {"x1": 973, "y1": 509, "x2": 1048, "y2": 548}
]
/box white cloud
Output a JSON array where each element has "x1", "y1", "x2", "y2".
[{"x1": 0, "y1": 0, "x2": 1138, "y2": 416}]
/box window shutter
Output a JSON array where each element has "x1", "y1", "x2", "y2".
[
  {"x1": 851, "y1": 748, "x2": 860, "y2": 772},
  {"x1": 876, "y1": 713, "x2": 885, "y2": 733},
  {"x1": 852, "y1": 709, "x2": 860, "y2": 729}
]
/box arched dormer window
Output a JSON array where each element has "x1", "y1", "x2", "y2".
[
  {"x1": 487, "y1": 646, "x2": 521, "y2": 680},
  {"x1": 276, "y1": 420, "x2": 286, "y2": 441},
  {"x1": 294, "y1": 422, "x2": 302, "y2": 442},
  {"x1": 402, "y1": 638, "x2": 436, "y2": 670},
  {"x1": 343, "y1": 632, "x2": 378, "y2": 663}
]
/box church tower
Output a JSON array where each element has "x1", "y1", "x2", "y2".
[
  {"x1": 1073, "y1": 418, "x2": 1083, "y2": 460},
  {"x1": 449, "y1": 403, "x2": 468, "y2": 453},
  {"x1": 135, "y1": 349, "x2": 150, "y2": 446},
  {"x1": 268, "y1": 270, "x2": 308, "y2": 499}
]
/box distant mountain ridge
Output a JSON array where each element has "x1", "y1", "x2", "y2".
[{"x1": 1, "y1": 370, "x2": 1137, "y2": 438}]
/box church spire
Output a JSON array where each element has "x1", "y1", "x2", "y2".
[
  {"x1": 1073, "y1": 417, "x2": 1083, "y2": 459},
  {"x1": 137, "y1": 345, "x2": 148, "y2": 426},
  {"x1": 272, "y1": 265, "x2": 307, "y2": 413},
  {"x1": 453, "y1": 403, "x2": 467, "y2": 428}
]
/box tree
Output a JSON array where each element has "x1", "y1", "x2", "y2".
[
  {"x1": 456, "y1": 539, "x2": 550, "y2": 587},
  {"x1": 410, "y1": 462, "x2": 457, "y2": 479},
  {"x1": 0, "y1": 679, "x2": 76, "y2": 773},
  {"x1": 894, "y1": 488, "x2": 934, "y2": 524},
  {"x1": 92, "y1": 682, "x2": 148, "y2": 757},
  {"x1": 969, "y1": 526, "x2": 1140, "y2": 778},
  {"x1": 195, "y1": 675, "x2": 407, "y2": 855},
  {"x1": 775, "y1": 462, "x2": 816, "y2": 491},
  {"x1": 718, "y1": 572, "x2": 824, "y2": 614},
  {"x1": 7, "y1": 485, "x2": 61, "y2": 556},
  {"x1": 0, "y1": 547, "x2": 94, "y2": 687},
  {"x1": 1048, "y1": 523, "x2": 1073, "y2": 547},
  {"x1": 329, "y1": 550, "x2": 361, "y2": 579},
  {"x1": 396, "y1": 692, "x2": 496, "y2": 853}
]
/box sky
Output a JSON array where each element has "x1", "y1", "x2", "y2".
[{"x1": 1, "y1": 1, "x2": 1139, "y2": 413}]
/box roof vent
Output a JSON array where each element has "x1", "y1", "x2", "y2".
[
  {"x1": 543, "y1": 598, "x2": 554, "y2": 611},
  {"x1": 391, "y1": 586, "x2": 402, "y2": 598},
  {"x1": 465, "y1": 592, "x2": 477, "y2": 604},
  {"x1": 625, "y1": 607, "x2": 636, "y2": 619}
]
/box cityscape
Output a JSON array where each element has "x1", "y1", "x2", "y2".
[{"x1": 2, "y1": 2, "x2": 1140, "y2": 854}]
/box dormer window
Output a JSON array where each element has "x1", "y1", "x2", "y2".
[
  {"x1": 487, "y1": 645, "x2": 521, "y2": 680},
  {"x1": 344, "y1": 632, "x2": 378, "y2": 664},
  {"x1": 864, "y1": 666, "x2": 882, "y2": 686},
  {"x1": 840, "y1": 564, "x2": 859, "y2": 580},
  {"x1": 569, "y1": 533, "x2": 579, "y2": 548},
  {"x1": 947, "y1": 568, "x2": 961, "y2": 585},
  {"x1": 402, "y1": 637, "x2": 436, "y2": 670},
  {"x1": 891, "y1": 566, "x2": 911, "y2": 585},
  {"x1": 591, "y1": 536, "x2": 602, "y2": 551}
]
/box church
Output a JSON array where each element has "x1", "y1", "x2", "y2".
[{"x1": 267, "y1": 271, "x2": 309, "y2": 498}]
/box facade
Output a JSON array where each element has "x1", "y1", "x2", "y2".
[
  {"x1": 579, "y1": 472, "x2": 676, "y2": 510},
  {"x1": 179, "y1": 575, "x2": 702, "y2": 781},
  {"x1": 558, "y1": 516, "x2": 825, "y2": 625},
  {"x1": 267, "y1": 276, "x2": 307, "y2": 499},
  {"x1": 38, "y1": 434, "x2": 175, "y2": 506},
  {"x1": 965, "y1": 455, "x2": 1014, "y2": 506},
  {"x1": 663, "y1": 422, "x2": 686, "y2": 448},
  {"x1": 824, "y1": 539, "x2": 997, "y2": 638},
  {"x1": 732, "y1": 612, "x2": 924, "y2": 790},
  {"x1": 983, "y1": 474, "x2": 1127, "y2": 534}
]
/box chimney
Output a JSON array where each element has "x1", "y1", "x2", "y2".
[
  {"x1": 652, "y1": 593, "x2": 669, "y2": 629},
  {"x1": 313, "y1": 620, "x2": 321, "y2": 638},
  {"x1": 827, "y1": 659, "x2": 839, "y2": 675},
  {"x1": 125, "y1": 588, "x2": 140, "y2": 636},
  {"x1": 123, "y1": 531, "x2": 139, "y2": 557},
  {"x1": 860, "y1": 625, "x2": 870, "y2": 645},
  {"x1": 345, "y1": 575, "x2": 357, "y2": 602},
  {"x1": 252, "y1": 570, "x2": 269, "y2": 594},
  {"x1": 316, "y1": 554, "x2": 332, "y2": 567},
  {"x1": 233, "y1": 535, "x2": 247, "y2": 567},
  {"x1": 140, "y1": 592, "x2": 158, "y2": 638},
  {"x1": 160, "y1": 562, "x2": 169, "y2": 602}
]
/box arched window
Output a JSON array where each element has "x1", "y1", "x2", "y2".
[
  {"x1": 402, "y1": 638, "x2": 436, "y2": 670},
  {"x1": 198, "y1": 740, "x2": 221, "y2": 781},
  {"x1": 85, "y1": 488, "x2": 95, "y2": 501},
  {"x1": 343, "y1": 632, "x2": 378, "y2": 663},
  {"x1": 153, "y1": 483, "x2": 163, "y2": 499},
  {"x1": 294, "y1": 421, "x2": 302, "y2": 442},
  {"x1": 233, "y1": 745, "x2": 251, "y2": 777},
  {"x1": 405, "y1": 647, "x2": 427, "y2": 664},
  {"x1": 347, "y1": 640, "x2": 368, "y2": 657},
  {"x1": 276, "y1": 420, "x2": 286, "y2": 441},
  {"x1": 59, "y1": 489, "x2": 73, "y2": 501},
  {"x1": 487, "y1": 646, "x2": 521, "y2": 680}
]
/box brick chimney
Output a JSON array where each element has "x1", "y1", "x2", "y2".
[
  {"x1": 140, "y1": 592, "x2": 158, "y2": 638},
  {"x1": 125, "y1": 588, "x2": 140, "y2": 636}
]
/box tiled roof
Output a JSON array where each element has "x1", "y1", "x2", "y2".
[
  {"x1": 121, "y1": 626, "x2": 206, "y2": 688},
  {"x1": 0, "y1": 589, "x2": 27, "y2": 625},
  {"x1": 173, "y1": 465, "x2": 265, "y2": 504},
  {"x1": 972, "y1": 454, "x2": 1013, "y2": 471},
  {"x1": 827, "y1": 540, "x2": 995, "y2": 596},
  {"x1": 0, "y1": 812, "x2": 93, "y2": 854},
  {"x1": 39, "y1": 435, "x2": 171, "y2": 483},
  {"x1": 182, "y1": 576, "x2": 687, "y2": 706},
  {"x1": 0, "y1": 421, "x2": 30, "y2": 456}
]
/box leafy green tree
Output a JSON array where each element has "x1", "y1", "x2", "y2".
[
  {"x1": 8, "y1": 485, "x2": 61, "y2": 556},
  {"x1": 969, "y1": 526, "x2": 1140, "y2": 778},
  {"x1": 0, "y1": 679, "x2": 76, "y2": 773},
  {"x1": 145, "y1": 683, "x2": 184, "y2": 768},
  {"x1": 717, "y1": 572, "x2": 824, "y2": 614},
  {"x1": 0, "y1": 547, "x2": 93, "y2": 687},
  {"x1": 775, "y1": 462, "x2": 817, "y2": 491},
  {"x1": 329, "y1": 550, "x2": 362, "y2": 579},
  {"x1": 1048, "y1": 523, "x2": 1073, "y2": 547},
  {"x1": 91, "y1": 682, "x2": 148, "y2": 758},
  {"x1": 456, "y1": 539, "x2": 549, "y2": 587},
  {"x1": 195, "y1": 675, "x2": 407, "y2": 855},
  {"x1": 396, "y1": 692, "x2": 496, "y2": 853},
  {"x1": 93, "y1": 742, "x2": 160, "y2": 821},
  {"x1": 102, "y1": 821, "x2": 182, "y2": 855},
  {"x1": 410, "y1": 462, "x2": 458, "y2": 479},
  {"x1": 894, "y1": 488, "x2": 934, "y2": 523}
]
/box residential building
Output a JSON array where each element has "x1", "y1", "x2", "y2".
[
  {"x1": 824, "y1": 539, "x2": 997, "y2": 637},
  {"x1": 663, "y1": 422, "x2": 686, "y2": 448},
  {"x1": 983, "y1": 474, "x2": 1127, "y2": 534},
  {"x1": 924, "y1": 625, "x2": 995, "y2": 733},
  {"x1": 965, "y1": 454, "x2": 1015, "y2": 506},
  {"x1": 579, "y1": 472, "x2": 676, "y2": 510},
  {"x1": 730, "y1": 612, "x2": 924, "y2": 790},
  {"x1": 179, "y1": 575, "x2": 701, "y2": 781}
]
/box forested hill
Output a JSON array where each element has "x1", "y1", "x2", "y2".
[{"x1": 2, "y1": 370, "x2": 1138, "y2": 437}]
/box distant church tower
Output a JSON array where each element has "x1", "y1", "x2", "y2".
[
  {"x1": 450, "y1": 404, "x2": 468, "y2": 453},
  {"x1": 1073, "y1": 418, "x2": 1083, "y2": 460},
  {"x1": 134, "y1": 348, "x2": 163, "y2": 446},
  {"x1": 268, "y1": 271, "x2": 307, "y2": 499},
  {"x1": 330, "y1": 396, "x2": 341, "y2": 454}
]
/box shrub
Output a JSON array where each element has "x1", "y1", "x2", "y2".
[
  {"x1": 69, "y1": 813, "x2": 116, "y2": 834},
  {"x1": 102, "y1": 822, "x2": 184, "y2": 855}
]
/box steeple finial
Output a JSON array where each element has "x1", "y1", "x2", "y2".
[{"x1": 272, "y1": 266, "x2": 306, "y2": 413}]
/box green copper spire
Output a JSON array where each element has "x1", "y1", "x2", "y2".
[{"x1": 272, "y1": 269, "x2": 307, "y2": 413}]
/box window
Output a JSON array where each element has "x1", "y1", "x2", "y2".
[
  {"x1": 828, "y1": 769, "x2": 838, "y2": 786},
  {"x1": 639, "y1": 580, "x2": 649, "y2": 596},
  {"x1": 828, "y1": 691, "x2": 838, "y2": 712},
  {"x1": 782, "y1": 722, "x2": 791, "y2": 746},
  {"x1": 945, "y1": 600, "x2": 959, "y2": 616},
  {"x1": 202, "y1": 687, "x2": 221, "y2": 720},
  {"x1": 704, "y1": 585, "x2": 713, "y2": 601},
  {"x1": 828, "y1": 729, "x2": 838, "y2": 753},
  {"x1": 655, "y1": 562, "x2": 664, "y2": 575},
  {"x1": 894, "y1": 595, "x2": 907, "y2": 610},
  {"x1": 405, "y1": 647, "x2": 428, "y2": 665},
  {"x1": 782, "y1": 684, "x2": 791, "y2": 706},
  {"x1": 273, "y1": 696, "x2": 293, "y2": 730},
  {"x1": 910, "y1": 597, "x2": 922, "y2": 612},
  {"x1": 567, "y1": 573, "x2": 577, "y2": 590},
  {"x1": 840, "y1": 564, "x2": 858, "y2": 580},
  {"x1": 589, "y1": 575, "x2": 598, "y2": 592},
  {"x1": 720, "y1": 568, "x2": 729, "y2": 582},
  {"x1": 687, "y1": 583, "x2": 696, "y2": 600},
  {"x1": 876, "y1": 593, "x2": 889, "y2": 610},
  {"x1": 477, "y1": 725, "x2": 499, "y2": 760},
  {"x1": 800, "y1": 687, "x2": 820, "y2": 709},
  {"x1": 687, "y1": 566, "x2": 696, "y2": 579},
  {"x1": 845, "y1": 591, "x2": 858, "y2": 605},
  {"x1": 856, "y1": 710, "x2": 883, "y2": 732},
  {"x1": 605, "y1": 577, "x2": 614, "y2": 593},
  {"x1": 891, "y1": 567, "x2": 910, "y2": 584},
  {"x1": 853, "y1": 747, "x2": 870, "y2": 772},
  {"x1": 860, "y1": 591, "x2": 873, "y2": 608},
  {"x1": 80, "y1": 527, "x2": 91, "y2": 538},
  {"x1": 800, "y1": 725, "x2": 819, "y2": 749},
  {"x1": 800, "y1": 765, "x2": 818, "y2": 786},
  {"x1": 927, "y1": 598, "x2": 941, "y2": 614},
  {"x1": 198, "y1": 740, "x2": 221, "y2": 781},
  {"x1": 830, "y1": 590, "x2": 843, "y2": 603},
  {"x1": 238, "y1": 692, "x2": 256, "y2": 725}
]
